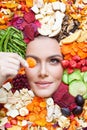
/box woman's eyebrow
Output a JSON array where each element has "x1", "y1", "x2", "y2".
[
  {"x1": 26, "y1": 55, "x2": 39, "y2": 60},
  {"x1": 49, "y1": 55, "x2": 63, "y2": 59},
  {"x1": 26, "y1": 54, "x2": 63, "y2": 60}
]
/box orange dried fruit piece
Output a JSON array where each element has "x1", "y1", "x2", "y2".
[{"x1": 26, "y1": 57, "x2": 36, "y2": 68}]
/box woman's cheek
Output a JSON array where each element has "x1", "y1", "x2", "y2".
[
  {"x1": 25, "y1": 68, "x2": 37, "y2": 81},
  {"x1": 50, "y1": 65, "x2": 63, "y2": 79}
]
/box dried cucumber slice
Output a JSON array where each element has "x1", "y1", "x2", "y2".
[{"x1": 69, "y1": 80, "x2": 87, "y2": 97}]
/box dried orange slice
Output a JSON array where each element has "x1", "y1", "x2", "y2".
[{"x1": 26, "y1": 57, "x2": 36, "y2": 68}]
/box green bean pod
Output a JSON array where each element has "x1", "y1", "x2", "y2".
[
  {"x1": 0, "y1": 28, "x2": 10, "y2": 51},
  {"x1": 12, "y1": 38, "x2": 27, "y2": 48}
]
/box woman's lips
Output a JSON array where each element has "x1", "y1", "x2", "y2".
[{"x1": 35, "y1": 81, "x2": 53, "y2": 88}]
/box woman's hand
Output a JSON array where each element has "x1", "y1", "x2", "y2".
[{"x1": 0, "y1": 52, "x2": 28, "y2": 86}]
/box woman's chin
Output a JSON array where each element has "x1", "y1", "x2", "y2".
[{"x1": 34, "y1": 91, "x2": 52, "y2": 98}]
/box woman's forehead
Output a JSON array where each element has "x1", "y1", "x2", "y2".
[{"x1": 26, "y1": 37, "x2": 60, "y2": 51}]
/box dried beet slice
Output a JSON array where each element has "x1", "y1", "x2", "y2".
[
  {"x1": 52, "y1": 82, "x2": 68, "y2": 102},
  {"x1": 52, "y1": 82, "x2": 75, "y2": 108},
  {"x1": 24, "y1": 24, "x2": 35, "y2": 40},
  {"x1": 24, "y1": 10, "x2": 35, "y2": 24}
]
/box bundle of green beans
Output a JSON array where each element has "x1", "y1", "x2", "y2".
[{"x1": 0, "y1": 26, "x2": 27, "y2": 58}]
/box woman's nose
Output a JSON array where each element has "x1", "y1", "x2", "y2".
[{"x1": 39, "y1": 63, "x2": 48, "y2": 78}]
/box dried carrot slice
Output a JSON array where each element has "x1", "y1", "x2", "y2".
[
  {"x1": 26, "y1": 57, "x2": 36, "y2": 68},
  {"x1": 77, "y1": 49, "x2": 87, "y2": 59},
  {"x1": 61, "y1": 44, "x2": 73, "y2": 55},
  {"x1": 72, "y1": 42, "x2": 78, "y2": 52},
  {"x1": 64, "y1": 54, "x2": 72, "y2": 60}
]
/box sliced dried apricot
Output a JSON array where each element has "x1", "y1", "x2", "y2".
[{"x1": 26, "y1": 57, "x2": 36, "y2": 68}]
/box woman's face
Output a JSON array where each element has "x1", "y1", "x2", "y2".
[{"x1": 25, "y1": 37, "x2": 63, "y2": 97}]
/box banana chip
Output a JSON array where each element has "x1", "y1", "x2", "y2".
[
  {"x1": 60, "y1": 30, "x2": 82, "y2": 44},
  {"x1": 77, "y1": 30, "x2": 87, "y2": 42}
]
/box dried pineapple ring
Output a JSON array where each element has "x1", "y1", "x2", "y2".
[{"x1": 26, "y1": 57, "x2": 36, "y2": 68}]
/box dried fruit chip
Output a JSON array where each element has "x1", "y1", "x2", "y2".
[{"x1": 26, "y1": 57, "x2": 36, "y2": 68}]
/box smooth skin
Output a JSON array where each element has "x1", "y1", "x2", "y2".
[{"x1": 25, "y1": 36, "x2": 63, "y2": 97}]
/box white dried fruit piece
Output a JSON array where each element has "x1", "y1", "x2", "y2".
[
  {"x1": 22, "y1": 94, "x2": 29, "y2": 100},
  {"x1": 31, "y1": 4, "x2": 39, "y2": 14},
  {"x1": 53, "y1": 104, "x2": 62, "y2": 119},
  {"x1": 8, "y1": 90, "x2": 14, "y2": 97},
  {"x1": 83, "y1": 0, "x2": 87, "y2": 4},
  {"x1": 35, "y1": 14, "x2": 44, "y2": 19},
  {"x1": 48, "y1": 16, "x2": 55, "y2": 26},
  {"x1": 38, "y1": 24, "x2": 52, "y2": 36},
  {"x1": 0, "y1": 88, "x2": 8, "y2": 103},
  {"x1": 45, "y1": 3, "x2": 54, "y2": 15},
  {"x1": 28, "y1": 90, "x2": 35, "y2": 97},
  {"x1": 47, "y1": 105, "x2": 54, "y2": 118},
  {"x1": 7, "y1": 96, "x2": 20, "y2": 104},
  {"x1": 52, "y1": 1, "x2": 60, "y2": 10},
  {"x1": 60, "y1": 30, "x2": 82, "y2": 44},
  {"x1": 35, "y1": 0, "x2": 44, "y2": 8},
  {"x1": 46, "y1": 116, "x2": 53, "y2": 122},
  {"x1": 55, "y1": 11, "x2": 65, "y2": 21},
  {"x1": 13, "y1": 90, "x2": 20, "y2": 97},
  {"x1": 4, "y1": 103, "x2": 12, "y2": 110},
  {"x1": 16, "y1": 101, "x2": 24, "y2": 109},
  {"x1": 24, "y1": 100, "x2": 32, "y2": 106},
  {"x1": 20, "y1": 88, "x2": 28, "y2": 94},
  {"x1": 7, "y1": 109, "x2": 19, "y2": 118},
  {"x1": 60, "y1": 2, "x2": 66, "y2": 12},
  {"x1": 58, "y1": 116, "x2": 70, "y2": 128},
  {"x1": 21, "y1": 120, "x2": 28, "y2": 126},
  {"x1": 40, "y1": 15, "x2": 51, "y2": 24},
  {"x1": 46, "y1": 97, "x2": 54, "y2": 106},
  {"x1": 49, "y1": 26, "x2": 61, "y2": 37},
  {"x1": 19, "y1": 107, "x2": 29, "y2": 116},
  {"x1": 2, "y1": 82, "x2": 12, "y2": 91},
  {"x1": 0, "y1": 117, "x2": 8, "y2": 127}
]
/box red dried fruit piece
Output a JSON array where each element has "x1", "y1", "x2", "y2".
[
  {"x1": 85, "y1": 59, "x2": 87, "y2": 66},
  {"x1": 72, "y1": 55, "x2": 80, "y2": 62},
  {"x1": 67, "y1": 68, "x2": 74, "y2": 74},
  {"x1": 24, "y1": 24, "x2": 35, "y2": 40},
  {"x1": 76, "y1": 62, "x2": 82, "y2": 69},
  {"x1": 52, "y1": 82, "x2": 76, "y2": 108},
  {"x1": 60, "y1": 92, "x2": 75, "y2": 108},
  {"x1": 69, "y1": 60, "x2": 77, "y2": 68},
  {"x1": 61, "y1": 60, "x2": 69, "y2": 68},
  {"x1": 81, "y1": 66, "x2": 87, "y2": 72},
  {"x1": 80, "y1": 59, "x2": 86, "y2": 66},
  {"x1": 24, "y1": 10, "x2": 35, "y2": 24},
  {"x1": 52, "y1": 82, "x2": 68, "y2": 104}
]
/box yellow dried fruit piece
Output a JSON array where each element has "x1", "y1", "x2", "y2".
[{"x1": 60, "y1": 30, "x2": 82, "y2": 44}]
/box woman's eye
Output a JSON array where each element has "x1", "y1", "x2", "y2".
[{"x1": 50, "y1": 58, "x2": 60, "y2": 64}]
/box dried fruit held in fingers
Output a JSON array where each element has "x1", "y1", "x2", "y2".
[
  {"x1": 26, "y1": 57, "x2": 37, "y2": 68},
  {"x1": 18, "y1": 57, "x2": 37, "y2": 74}
]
